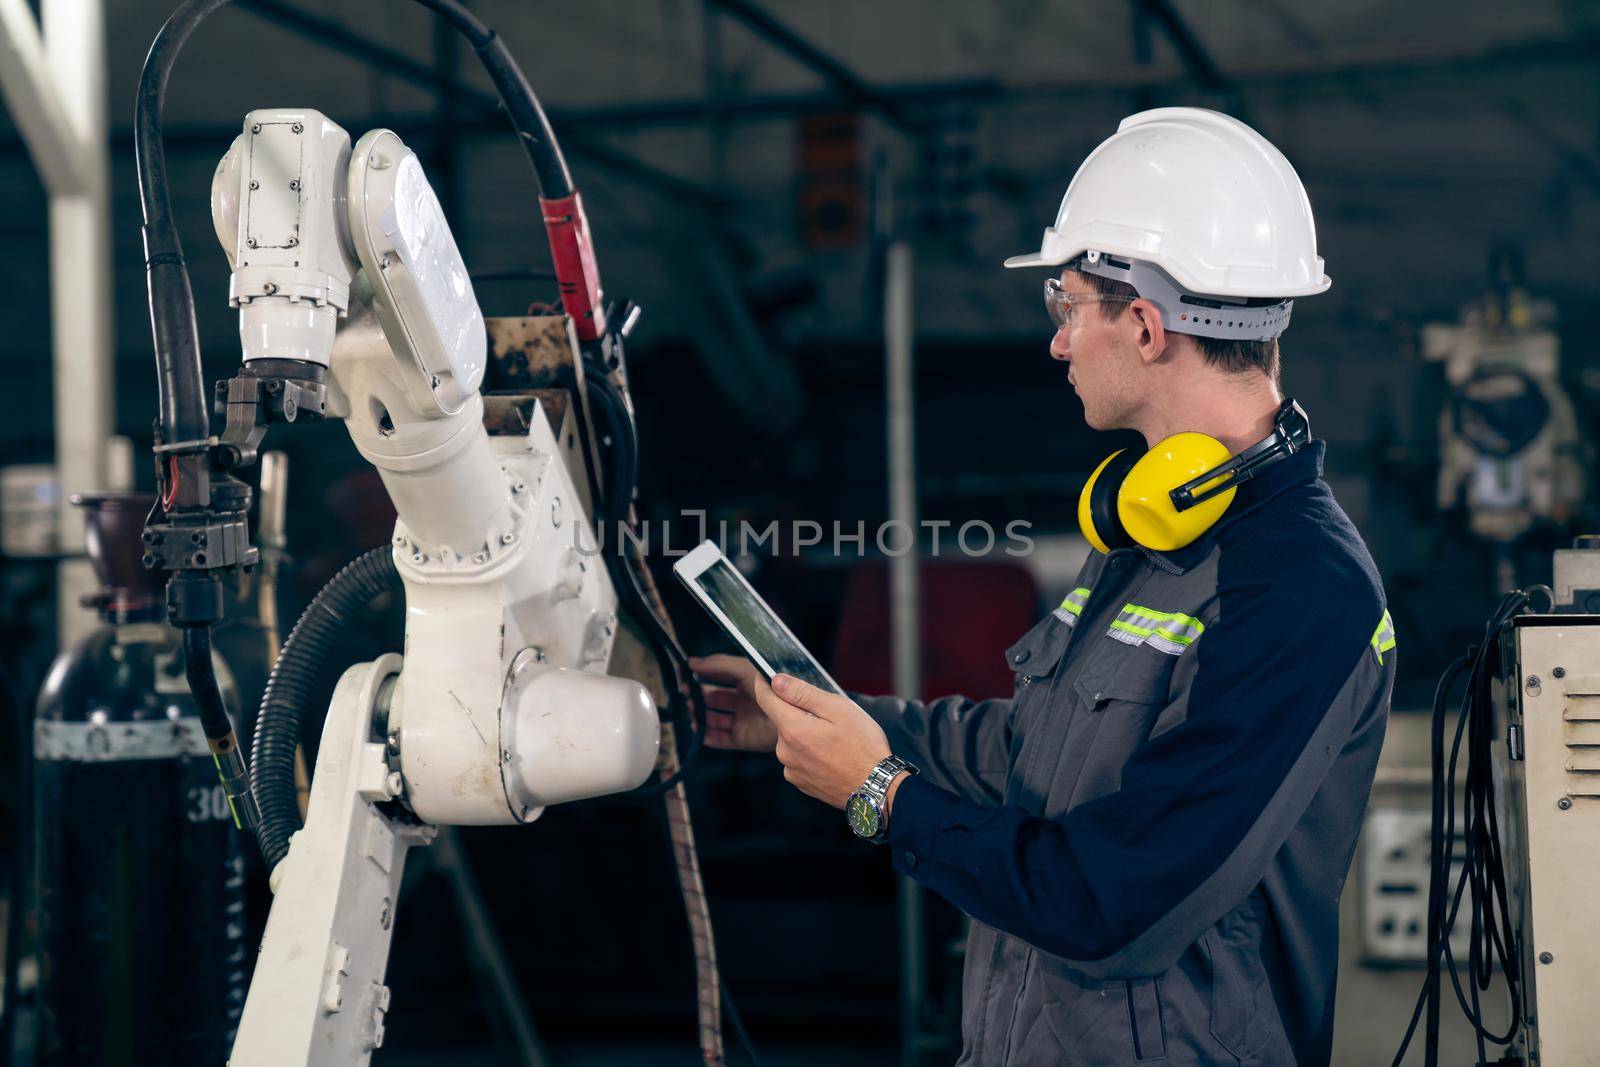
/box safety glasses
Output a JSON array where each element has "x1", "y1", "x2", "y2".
[{"x1": 1043, "y1": 277, "x2": 1134, "y2": 329}]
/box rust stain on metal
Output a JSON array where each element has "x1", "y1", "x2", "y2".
[{"x1": 486, "y1": 315, "x2": 580, "y2": 390}]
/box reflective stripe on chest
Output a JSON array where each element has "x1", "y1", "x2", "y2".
[
  {"x1": 1105, "y1": 602, "x2": 1206, "y2": 656},
  {"x1": 1051, "y1": 586, "x2": 1091, "y2": 626}
]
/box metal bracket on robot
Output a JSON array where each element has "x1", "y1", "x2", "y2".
[{"x1": 214, "y1": 360, "x2": 330, "y2": 470}]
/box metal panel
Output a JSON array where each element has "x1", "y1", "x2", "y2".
[{"x1": 1506, "y1": 622, "x2": 1600, "y2": 1062}]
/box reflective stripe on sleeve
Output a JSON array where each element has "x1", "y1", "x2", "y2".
[
  {"x1": 1106, "y1": 603, "x2": 1206, "y2": 656},
  {"x1": 1052, "y1": 586, "x2": 1092, "y2": 627},
  {"x1": 1371, "y1": 610, "x2": 1396, "y2": 665}
]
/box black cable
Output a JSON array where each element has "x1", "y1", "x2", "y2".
[
  {"x1": 1391, "y1": 590, "x2": 1528, "y2": 1067},
  {"x1": 183, "y1": 624, "x2": 261, "y2": 831},
  {"x1": 581, "y1": 363, "x2": 709, "y2": 795},
  {"x1": 136, "y1": 0, "x2": 229, "y2": 449},
  {"x1": 409, "y1": 0, "x2": 575, "y2": 198}
]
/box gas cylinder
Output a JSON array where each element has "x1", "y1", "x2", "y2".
[{"x1": 32, "y1": 492, "x2": 245, "y2": 1066}]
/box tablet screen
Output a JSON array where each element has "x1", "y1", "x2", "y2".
[{"x1": 694, "y1": 558, "x2": 839, "y2": 693}]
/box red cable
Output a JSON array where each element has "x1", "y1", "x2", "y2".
[{"x1": 161, "y1": 455, "x2": 180, "y2": 511}]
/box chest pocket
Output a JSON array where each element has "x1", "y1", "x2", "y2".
[
  {"x1": 1054, "y1": 643, "x2": 1182, "y2": 812},
  {"x1": 1001, "y1": 616, "x2": 1074, "y2": 773},
  {"x1": 1072, "y1": 644, "x2": 1178, "y2": 708}
]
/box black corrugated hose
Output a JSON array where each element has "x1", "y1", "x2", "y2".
[{"x1": 251, "y1": 548, "x2": 401, "y2": 873}]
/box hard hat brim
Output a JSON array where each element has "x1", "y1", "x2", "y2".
[
  {"x1": 1003, "y1": 250, "x2": 1059, "y2": 269},
  {"x1": 1006, "y1": 244, "x2": 1335, "y2": 297}
]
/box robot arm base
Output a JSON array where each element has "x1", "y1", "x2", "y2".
[{"x1": 231, "y1": 655, "x2": 434, "y2": 1067}]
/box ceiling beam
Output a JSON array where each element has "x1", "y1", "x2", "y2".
[
  {"x1": 237, "y1": 0, "x2": 740, "y2": 209},
  {"x1": 705, "y1": 0, "x2": 928, "y2": 138},
  {"x1": 1132, "y1": 0, "x2": 1231, "y2": 92}
]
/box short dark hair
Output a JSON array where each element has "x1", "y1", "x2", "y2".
[{"x1": 1078, "y1": 270, "x2": 1280, "y2": 380}]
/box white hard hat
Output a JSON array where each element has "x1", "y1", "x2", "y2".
[{"x1": 1005, "y1": 108, "x2": 1331, "y2": 300}]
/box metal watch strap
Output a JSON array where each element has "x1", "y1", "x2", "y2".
[{"x1": 864, "y1": 754, "x2": 917, "y2": 841}]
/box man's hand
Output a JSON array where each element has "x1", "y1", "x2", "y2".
[
  {"x1": 753, "y1": 674, "x2": 893, "y2": 810},
  {"x1": 690, "y1": 654, "x2": 780, "y2": 752}
]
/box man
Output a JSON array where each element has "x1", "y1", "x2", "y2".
[{"x1": 693, "y1": 108, "x2": 1393, "y2": 1066}]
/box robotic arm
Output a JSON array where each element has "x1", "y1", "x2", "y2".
[{"x1": 214, "y1": 110, "x2": 658, "y2": 1065}]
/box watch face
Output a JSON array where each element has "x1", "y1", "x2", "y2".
[{"x1": 846, "y1": 793, "x2": 882, "y2": 839}]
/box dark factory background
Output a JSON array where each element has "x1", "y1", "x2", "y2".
[{"x1": 1, "y1": 2, "x2": 1597, "y2": 1065}]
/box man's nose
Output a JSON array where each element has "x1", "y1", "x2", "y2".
[{"x1": 1049, "y1": 325, "x2": 1071, "y2": 362}]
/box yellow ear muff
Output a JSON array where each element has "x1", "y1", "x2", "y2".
[
  {"x1": 1118, "y1": 432, "x2": 1237, "y2": 551},
  {"x1": 1078, "y1": 433, "x2": 1241, "y2": 554},
  {"x1": 1078, "y1": 448, "x2": 1140, "y2": 553}
]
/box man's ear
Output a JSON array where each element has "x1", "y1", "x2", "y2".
[{"x1": 1127, "y1": 299, "x2": 1170, "y2": 365}]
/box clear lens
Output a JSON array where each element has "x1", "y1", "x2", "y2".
[
  {"x1": 1043, "y1": 277, "x2": 1132, "y2": 329},
  {"x1": 1044, "y1": 278, "x2": 1069, "y2": 328}
]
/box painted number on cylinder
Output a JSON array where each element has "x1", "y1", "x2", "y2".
[{"x1": 188, "y1": 783, "x2": 233, "y2": 823}]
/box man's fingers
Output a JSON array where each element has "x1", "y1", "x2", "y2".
[
  {"x1": 769, "y1": 674, "x2": 843, "y2": 721},
  {"x1": 752, "y1": 676, "x2": 809, "y2": 731}
]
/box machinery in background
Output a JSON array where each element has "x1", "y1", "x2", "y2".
[
  {"x1": 1354, "y1": 800, "x2": 1470, "y2": 967},
  {"x1": 1424, "y1": 249, "x2": 1588, "y2": 592},
  {"x1": 32, "y1": 492, "x2": 245, "y2": 1065},
  {"x1": 1488, "y1": 540, "x2": 1600, "y2": 1064},
  {"x1": 1392, "y1": 538, "x2": 1600, "y2": 1065},
  {"x1": 134, "y1": 3, "x2": 729, "y2": 1063}
]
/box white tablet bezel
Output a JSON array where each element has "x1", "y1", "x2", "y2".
[{"x1": 673, "y1": 540, "x2": 843, "y2": 694}]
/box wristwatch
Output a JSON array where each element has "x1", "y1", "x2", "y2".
[{"x1": 846, "y1": 754, "x2": 919, "y2": 843}]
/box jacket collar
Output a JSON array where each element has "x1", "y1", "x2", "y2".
[{"x1": 1137, "y1": 439, "x2": 1327, "y2": 574}]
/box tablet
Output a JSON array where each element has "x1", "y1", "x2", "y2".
[{"x1": 673, "y1": 540, "x2": 843, "y2": 695}]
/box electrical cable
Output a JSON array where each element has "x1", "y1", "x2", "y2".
[
  {"x1": 137, "y1": 0, "x2": 230, "y2": 450},
  {"x1": 580, "y1": 362, "x2": 709, "y2": 796},
  {"x1": 583, "y1": 363, "x2": 761, "y2": 1066},
  {"x1": 408, "y1": 0, "x2": 575, "y2": 198},
  {"x1": 183, "y1": 625, "x2": 261, "y2": 831},
  {"x1": 1390, "y1": 590, "x2": 1529, "y2": 1067}
]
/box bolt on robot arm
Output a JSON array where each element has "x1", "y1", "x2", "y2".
[{"x1": 214, "y1": 108, "x2": 659, "y2": 1066}]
